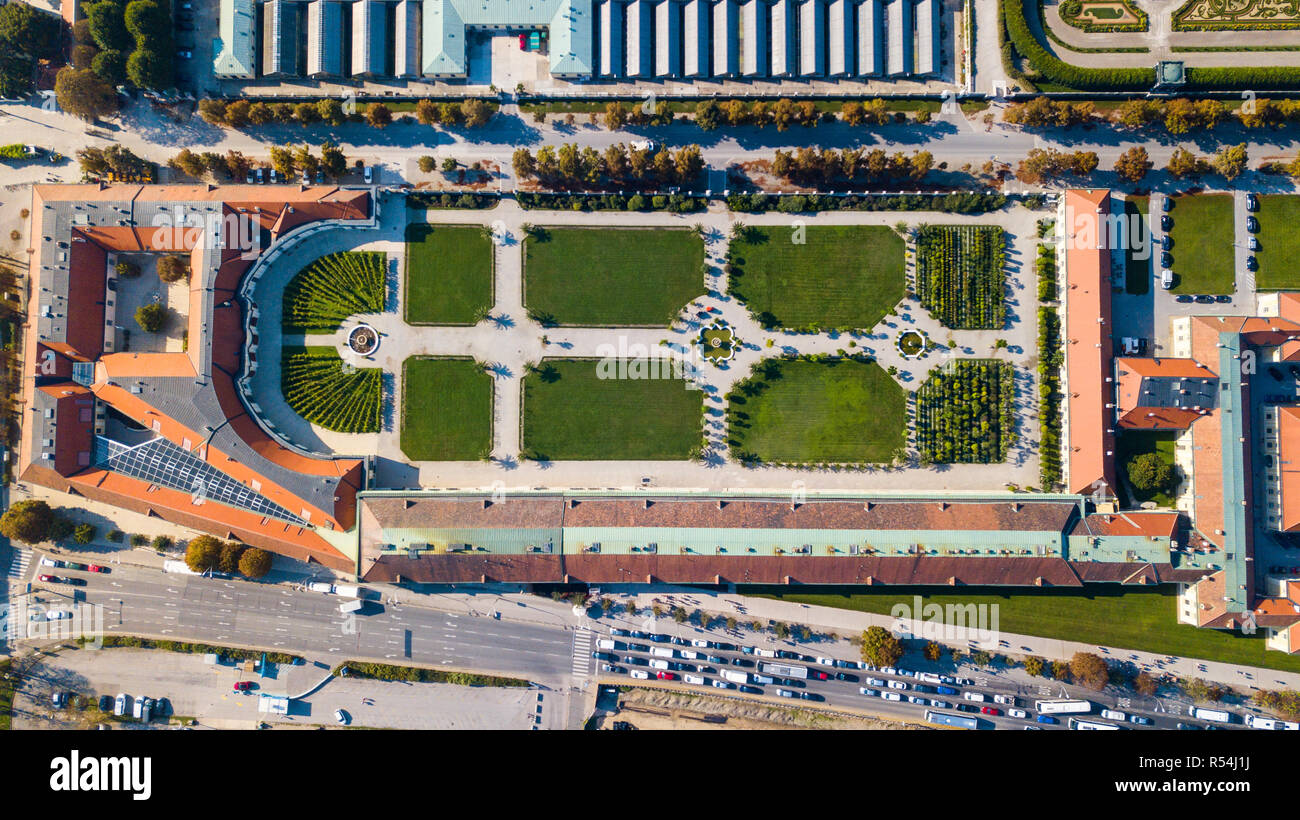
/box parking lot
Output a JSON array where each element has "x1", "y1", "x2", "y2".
[{"x1": 592, "y1": 628, "x2": 1265, "y2": 731}]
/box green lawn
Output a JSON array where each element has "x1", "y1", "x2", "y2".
[
  {"x1": 1167, "y1": 194, "x2": 1235, "y2": 295},
  {"x1": 523, "y1": 228, "x2": 705, "y2": 326},
  {"x1": 1116, "y1": 430, "x2": 1179, "y2": 508},
  {"x1": 727, "y1": 358, "x2": 906, "y2": 464},
  {"x1": 521, "y1": 358, "x2": 703, "y2": 460},
  {"x1": 728, "y1": 225, "x2": 905, "y2": 330},
  {"x1": 1123, "y1": 196, "x2": 1150, "y2": 295},
  {"x1": 400, "y1": 357, "x2": 494, "y2": 461},
  {"x1": 404, "y1": 222, "x2": 494, "y2": 325},
  {"x1": 1254, "y1": 195, "x2": 1300, "y2": 291},
  {"x1": 754, "y1": 587, "x2": 1300, "y2": 675}
]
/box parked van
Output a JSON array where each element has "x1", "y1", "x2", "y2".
[
  {"x1": 963, "y1": 691, "x2": 986, "y2": 702},
  {"x1": 683, "y1": 674, "x2": 705, "y2": 685},
  {"x1": 131, "y1": 697, "x2": 144, "y2": 720},
  {"x1": 649, "y1": 659, "x2": 669, "y2": 670},
  {"x1": 752, "y1": 674, "x2": 774, "y2": 686},
  {"x1": 1161, "y1": 269, "x2": 1174, "y2": 289},
  {"x1": 596, "y1": 639, "x2": 616, "y2": 650},
  {"x1": 1100, "y1": 709, "x2": 1127, "y2": 722},
  {"x1": 754, "y1": 647, "x2": 777, "y2": 658},
  {"x1": 650, "y1": 647, "x2": 674, "y2": 659}
]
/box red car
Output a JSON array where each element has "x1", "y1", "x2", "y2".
[
  {"x1": 810, "y1": 671, "x2": 830, "y2": 680},
  {"x1": 38, "y1": 574, "x2": 55, "y2": 582},
  {"x1": 519, "y1": 34, "x2": 528, "y2": 50},
  {"x1": 232, "y1": 681, "x2": 254, "y2": 691},
  {"x1": 87, "y1": 564, "x2": 106, "y2": 573},
  {"x1": 980, "y1": 706, "x2": 1001, "y2": 716},
  {"x1": 655, "y1": 671, "x2": 677, "y2": 681}
]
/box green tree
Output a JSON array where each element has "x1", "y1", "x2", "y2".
[
  {"x1": 1069, "y1": 652, "x2": 1111, "y2": 691},
  {"x1": 725, "y1": 616, "x2": 737, "y2": 631},
  {"x1": 316, "y1": 98, "x2": 344, "y2": 126},
  {"x1": 87, "y1": 1, "x2": 132, "y2": 52},
  {"x1": 1113, "y1": 146, "x2": 1152, "y2": 183},
  {"x1": 1183, "y1": 677, "x2": 1227, "y2": 703},
  {"x1": 156, "y1": 255, "x2": 188, "y2": 283},
  {"x1": 365, "y1": 103, "x2": 392, "y2": 128},
  {"x1": 134, "y1": 302, "x2": 166, "y2": 332},
  {"x1": 416, "y1": 98, "x2": 439, "y2": 125},
  {"x1": 198, "y1": 98, "x2": 227, "y2": 125},
  {"x1": 1213, "y1": 143, "x2": 1248, "y2": 181},
  {"x1": 773, "y1": 621, "x2": 790, "y2": 639},
  {"x1": 922, "y1": 641, "x2": 942, "y2": 662},
  {"x1": 126, "y1": 46, "x2": 171, "y2": 90},
  {"x1": 1134, "y1": 671, "x2": 1157, "y2": 696},
  {"x1": 293, "y1": 101, "x2": 319, "y2": 124},
  {"x1": 1024, "y1": 656, "x2": 1045, "y2": 677},
  {"x1": 184, "y1": 534, "x2": 222, "y2": 573},
  {"x1": 695, "y1": 99, "x2": 721, "y2": 131},
  {"x1": 124, "y1": 0, "x2": 169, "y2": 38},
  {"x1": 1166, "y1": 147, "x2": 1209, "y2": 179},
  {"x1": 55, "y1": 67, "x2": 120, "y2": 120},
  {"x1": 860, "y1": 626, "x2": 904, "y2": 668},
  {"x1": 460, "y1": 98, "x2": 492, "y2": 127},
  {"x1": 1127, "y1": 452, "x2": 1173, "y2": 493},
  {"x1": 624, "y1": 600, "x2": 637, "y2": 616},
  {"x1": 0, "y1": 499, "x2": 56, "y2": 545},
  {"x1": 1255, "y1": 689, "x2": 1300, "y2": 720},
  {"x1": 1050, "y1": 660, "x2": 1071, "y2": 682},
  {"x1": 672, "y1": 606, "x2": 688, "y2": 623},
  {"x1": 603, "y1": 101, "x2": 628, "y2": 129},
  {"x1": 441, "y1": 157, "x2": 458, "y2": 173},
  {"x1": 320, "y1": 142, "x2": 346, "y2": 178},
  {"x1": 238, "y1": 548, "x2": 273, "y2": 578}
]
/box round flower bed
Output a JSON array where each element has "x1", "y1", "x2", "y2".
[
  {"x1": 896, "y1": 329, "x2": 928, "y2": 359},
  {"x1": 347, "y1": 324, "x2": 380, "y2": 355}
]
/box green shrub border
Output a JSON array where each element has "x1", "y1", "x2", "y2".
[
  {"x1": 81, "y1": 635, "x2": 303, "y2": 664},
  {"x1": 1173, "y1": 0, "x2": 1300, "y2": 30},
  {"x1": 1057, "y1": 0, "x2": 1148, "y2": 33},
  {"x1": 1002, "y1": 0, "x2": 1153, "y2": 90},
  {"x1": 334, "y1": 661, "x2": 530, "y2": 688}
]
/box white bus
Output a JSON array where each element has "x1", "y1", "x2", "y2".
[
  {"x1": 1069, "y1": 717, "x2": 1120, "y2": 730},
  {"x1": 759, "y1": 662, "x2": 809, "y2": 680},
  {"x1": 1192, "y1": 707, "x2": 1232, "y2": 724},
  {"x1": 1035, "y1": 699, "x2": 1092, "y2": 715}
]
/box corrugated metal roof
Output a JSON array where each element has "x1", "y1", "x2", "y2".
[
  {"x1": 740, "y1": 0, "x2": 767, "y2": 76},
  {"x1": 307, "y1": 0, "x2": 344, "y2": 78},
  {"x1": 654, "y1": 0, "x2": 681, "y2": 77},
  {"x1": 799, "y1": 0, "x2": 825, "y2": 77},
  {"x1": 683, "y1": 0, "x2": 710, "y2": 76},
  {"x1": 770, "y1": 0, "x2": 794, "y2": 77},
  {"x1": 598, "y1": 0, "x2": 625, "y2": 76},
  {"x1": 353, "y1": 0, "x2": 389, "y2": 77},
  {"x1": 625, "y1": 0, "x2": 653, "y2": 76},
  {"x1": 214, "y1": 0, "x2": 257, "y2": 78},
  {"x1": 827, "y1": 0, "x2": 849, "y2": 76},
  {"x1": 886, "y1": 0, "x2": 911, "y2": 76},
  {"x1": 914, "y1": 0, "x2": 939, "y2": 76},
  {"x1": 712, "y1": 0, "x2": 738, "y2": 76},
  {"x1": 394, "y1": 0, "x2": 423, "y2": 77},
  {"x1": 857, "y1": 0, "x2": 883, "y2": 76}
]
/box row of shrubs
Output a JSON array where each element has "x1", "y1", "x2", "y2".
[
  {"x1": 516, "y1": 192, "x2": 708, "y2": 212},
  {"x1": 406, "y1": 192, "x2": 497, "y2": 209},
  {"x1": 1038, "y1": 305, "x2": 1064, "y2": 488},
  {"x1": 727, "y1": 191, "x2": 1009, "y2": 214},
  {"x1": 89, "y1": 635, "x2": 302, "y2": 665},
  {"x1": 334, "y1": 661, "x2": 530, "y2": 688}
]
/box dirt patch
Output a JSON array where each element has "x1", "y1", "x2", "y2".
[{"x1": 598, "y1": 685, "x2": 931, "y2": 731}]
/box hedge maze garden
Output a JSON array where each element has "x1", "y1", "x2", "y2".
[
  {"x1": 915, "y1": 360, "x2": 1016, "y2": 465},
  {"x1": 281, "y1": 346, "x2": 383, "y2": 433},
  {"x1": 282, "y1": 251, "x2": 387, "y2": 333},
  {"x1": 914, "y1": 225, "x2": 1007, "y2": 330}
]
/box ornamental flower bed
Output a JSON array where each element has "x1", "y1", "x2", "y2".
[
  {"x1": 282, "y1": 251, "x2": 387, "y2": 333},
  {"x1": 915, "y1": 359, "x2": 1016, "y2": 464},
  {"x1": 914, "y1": 225, "x2": 1008, "y2": 330},
  {"x1": 281, "y1": 346, "x2": 383, "y2": 433}
]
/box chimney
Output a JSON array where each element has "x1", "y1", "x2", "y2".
[
  {"x1": 404, "y1": 499, "x2": 415, "y2": 509},
  {"x1": 716, "y1": 499, "x2": 725, "y2": 510},
  {"x1": 569, "y1": 499, "x2": 579, "y2": 509},
  {"x1": 482, "y1": 499, "x2": 492, "y2": 509},
  {"x1": 644, "y1": 498, "x2": 652, "y2": 509}
]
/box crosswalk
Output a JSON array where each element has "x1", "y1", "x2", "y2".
[
  {"x1": 571, "y1": 628, "x2": 593, "y2": 678},
  {"x1": 6, "y1": 548, "x2": 30, "y2": 580}
]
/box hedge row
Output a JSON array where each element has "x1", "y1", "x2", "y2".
[
  {"x1": 1002, "y1": 0, "x2": 1153, "y2": 90},
  {"x1": 335, "y1": 661, "x2": 530, "y2": 688},
  {"x1": 1038, "y1": 306, "x2": 1063, "y2": 488},
  {"x1": 88, "y1": 635, "x2": 303, "y2": 664},
  {"x1": 406, "y1": 192, "x2": 497, "y2": 209},
  {"x1": 727, "y1": 192, "x2": 1008, "y2": 214},
  {"x1": 517, "y1": 191, "x2": 707, "y2": 212},
  {"x1": 1185, "y1": 66, "x2": 1300, "y2": 90}
]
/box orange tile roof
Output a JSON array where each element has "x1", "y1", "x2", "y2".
[
  {"x1": 1077, "y1": 511, "x2": 1180, "y2": 539},
  {"x1": 1277, "y1": 407, "x2": 1300, "y2": 532},
  {"x1": 1114, "y1": 356, "x2": 1217, "y2": 430},
  {"x1": 1190, "y1": 409, "x2": 1226, "y2": 548},
  {"x1": 1278, "y1": 293, "x2": 1300, "y2": 323},
  {"x1": 98, "y1": 352, "x2": 198, "y2": 380},
  {"x1": 1064, "y1": 189, "x2": 1117, "y2": 496}
]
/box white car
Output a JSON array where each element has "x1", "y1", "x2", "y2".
[
  {"x1": 1101, "y1": 709, "x2": 1127, "y2": 721},
  {"x1": 881, "y1": 692, "x2": 902, "y2": 702},
  {"x1": 929, "y1": 700, "x2": 951, "y2": 709},
  {"x1": 993, "y1": 694, "x2": 1017, "y2": 705},
  {"x1": 690, "y1": 639, "x2": 710, "y2": 647},
  {"x1": 815, "y1": 657, "x2": 835, "y2": 667},
  {"x1": 679, "y1": 649, "x2": 698, "y2": 660},
  {"x1": 683, "y1": 674, "x2": 705, "y2": 685},
  {"x1": 887, "y1": 680, "x2": 908, "y2": 690},
  {"x1": 865, "y1": 677, "x2": 887, "y2": 687},
  {"x1": 629, "y1": 139, "x2": 659, "y2": 152},
  {"x1": 858, "y1": 687, "x2": 880, "y2": 697},
  {"x1": 906, "y1": 695, "x2": 926, "y2": 705},
  {"x1": 963, "y1": 691, "x2": 986, "y2": 702},
  {"x1": 45, "y1": 610, "x2": 71, "y2": 620},
  {"x1": 363, "y1": 166, "x2": 374, "y2": 184},
  {"x1": 39, "y1": 557, "x2": 58, "y2": 568},
  {"x1": 113, "y1": 693, "x2": 128, "y2": 716},
  {"x1": 334, "y1": 709, "x2": 349, "y2": 725},
  {"x1": 711, "y1": 679, "x2": 733, "y2": 689},
  {"x1": 880, "y1": 667, "x2": 898, "y2": 676},
  {"x1": 629, "y1": 670, "x2": 649, "y2": 680},
  {"x1": 1008, "y1": 708, "x2": 1028, "y2": 719},
  {"x1": 776, "y1": 688, "x2": 795, "y2": 698}
]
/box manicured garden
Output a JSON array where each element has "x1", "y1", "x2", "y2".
[
  {"x1": 1167, "y1": 194, "x2": 1235, "y2": 294},
  {"x1": 521, "y1": 358, "x2": 704, "y2": 460},
  {"x1": 281, "y1": 346, "x2": 382, "y2": 433},
  {"x1": 913, "y1": 225, "x2": 1007, "y2": 330},
  {"x1": 1254, "y1": 195, "x2": 1300, "y2": 291},
  {"x1": 1117, "y1": 431, "x2": 1180, "y2": 508},
  {"x1": 282, "y1": 251, "x2": 387, "y2": 333},
  {"x1": 915, "y1": 360, "x2": 1016, "y2": 464},
  {"x1": 523, "y1": 227, "x2": 704, "y2": 326},
  {"x1": 727, "y1": 225, "x2": 905, "y2": 331},
  {"x1": 755, "y1": 586, "x2": 1300, "y2": 675},
  {"x1": 726, "y1": 357, "x2": 906, "y2": 465},
  {"x1": 404, "y1": 222, "x2": 494, "y2": 325},
  {"x1": 400, "y1": 357, "x2": 493, "y2": 461},
  {"x1": 1038, "y1": 307, "x2": 1064, "y2": 489}
]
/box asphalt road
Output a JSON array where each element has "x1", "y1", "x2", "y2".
[{"x1": 22, "y1": 561, "x2": 575, "y2": 686}]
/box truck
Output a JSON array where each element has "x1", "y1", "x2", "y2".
[
  {"x1": 307, "y1": 581, "x2": 334, "y2": 594},
  {"x1": 759, "y1": 662, "x2": 809, "y2": 680},
  {"x1": 1192, "y1": 707, "x2": 1232, "y2": 724},
  {"x1": 650, "y1": 647, "x2": 675, "y2": 659},
  {"x1": 721, "y1": 669, "x2": 749, "y2": 685},
  {"x1": 339, "y1": 599, "x2": 364, "y2": 614},
  {"x1": 333, "y1": 584, "x2": 361, "y2": 598},
  {"x1": 1035, "y1": 699, "x2": 1092, "y2": 715}
]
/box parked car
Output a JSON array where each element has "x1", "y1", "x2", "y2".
[
  {"x1": 1161, "y1": 215, "x2": 1172, "y2": 231},
  {"x1": 51, "y1": 691, "x2": 68, "y2": 708},
  {"x1": 1161, "y1": 235, "x2": 1172, "y2": 251},
  {"x1": 1129, "y1": 714, "x2": 1153, "y2": 726},
  {"x1": 45, "y1": 610, "x2": 71, "y2": 620},
  {"x1": 798, "y1": 691, "x2": 822, "y2": 701},
  {"x1": 232, "y1": 681, "x2": 254, "y2": 691},
  {"x1": 1008, "y1": 708, "x2": 1028, "y2": 719},
  {"x1": 1248, "y1": 216, "x2": 1259, "y2": 233},
  {"x1": 629, "y1": 669, "x2": 649, "y2": 679},
  {"x1": 776, "y1": 688, "x2": 795, "y2": 698},
  {"x1": 655, "y1": 671, "x2": 677, "y2": 681},
  {"x1": 113, "y1": 693, "x2": 128, "y2": 716},
  {"x1": 177, "y1": 48, "x2": 192, "y2": 57},
  {"x1": 887, "y1": 680, "x2": 908, "y2": 690},
  {"x1": 1247, "y1": 193, "x2": 1258, "y2": 211},
  {"x1": 809, "y1": 670, "x2": 830, "y2": 681},
  {"x1": 833, "y1": 672, "x2": 858, "y2": 682},
  {"x1": 1215, "y1": 294, "x2": 1232, "y2": 303},
  {"x1": 98, "y1": 695, "x2": 113, "y2": 712},
  {"x1": 1249, "y1": 236, "x2": 1259, "y2": 251},
  {"x1": 334, "y1": 709, "x2": 350, "y2": 725},
  {"x1": 738, "y1": 685, "x2": 762, "y2": 694},
  {"x1": 610, "y1": 629, "x2": 631, "y2": 637},
  {"x1": 1037, "y1": 714, "x2": 1059, "y2": 725},
  {"x1": 859, "y1": 687, "x2": 881, "y2": 697},
  {"x1": 1247, "y1": 255, "x2": 1258, "y2": 271},
  {"x1": 1176, "y1": 294, "x2": 1194, "y2": 303},
  {"x1": 87, "y1": 564, "x2": 106, "y2": 573},
  {"x1": 1160, "y1": 251, "x2": 1173, "y2": 268},
  {"x1": 1194, "y1": 294, "x2": 1216, "y2": 304},
  {"x1": 1162, "y1": 196, "x2": 1173, "y2": 212},
  {"x1": 39, "y1": 557, "x2": 63, "y2": 568},
  {"x1": 881, "y1": 691, "x2": 902, "y2": 701},
  {"x1": 711, "y1": 679, "x2": 734, "y2": 689},
  {"x1": 64, "y1": 562, "x2": 87, "y2": 571},
  {"x1": 363, "y1": 166, "x2": 374, "y2": 184},
  {"x1": 980, "y1": 706, "x2": 1002, "y2": 716},
  {"x1": 38, "y1": 574, "x2": 58, "y2": 583}
]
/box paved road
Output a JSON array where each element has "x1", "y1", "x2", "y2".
[{"x1": 17, "y1": 560, "x2": 576, "y2": 685}]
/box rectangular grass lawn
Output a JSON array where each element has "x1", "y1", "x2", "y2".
[
  {"x1": 754, "y1": 587, "x2": 1300, "y2": 675},
  {"x1": 1123, "y1": 196, "x2": 1150, "y2": 295},
  {"x1": 523, "y1": 228, "x2": 705, "y2": 326},
  {"x1": 728, "y1": 225, "x2": 905, "y2": 330},
  {"x1": 1255, "y1": 194, "x2": 1300, "y2": 291},
  {"x1": 1116, "y1": 430, "x2": 1179, "y2": 508},
  {"x1": 1167, "y1": 194, "x2": 1235, "y2": 295},
  {"x1": 522, "y1": 358, "x2": 703, "y2": 460},
  {"x1": 400, "y1": 357, "x2": 493, "y2": 460},
  {"x1": 727, "y1": 358, "x2": 906, "y2": 463},
  {"x1": 404, "y1": 222, "x2": 494, "y2": 325}
]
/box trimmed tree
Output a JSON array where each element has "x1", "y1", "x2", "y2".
[
  {"x1": 0, "y1": 499, "x2": 57, "y2": 545},
  {"x1": 860, "y1": 625, "x2": 904, "y2": 668},
  {"x1": 55, "y1": 67, "x2": 120, "y2": 120},
  {"x1": 73, "y1": 523, "x2": 97, "y2": 545},
  {"x1": 239, "y1": 548, "x2": 273, "y2": 578},
  {"x1": 135, "y1": 302, "x2": 166, "y2": 332},
  {"x1": 218, "y1": 541, "x2": 245, "y2": 574},
  {"x1": 184, "y1": 534, "x2": 222, "y2": 573}
]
